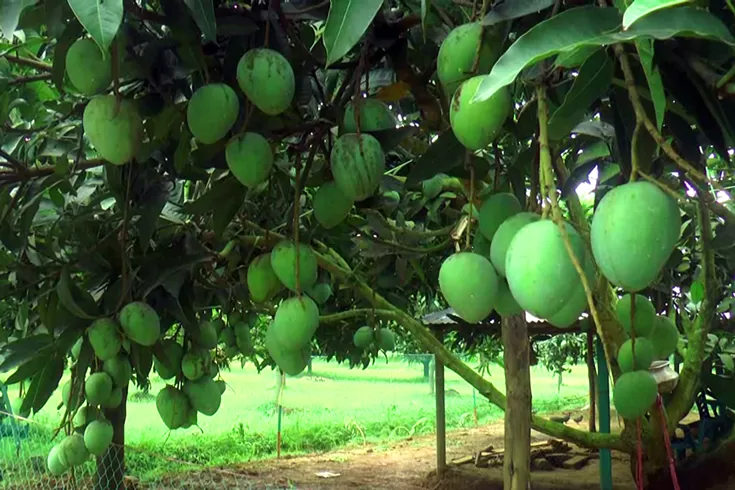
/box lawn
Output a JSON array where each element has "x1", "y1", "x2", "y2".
[{"x1": 1, "y1": 356, "x2": 592, "y2": 483}]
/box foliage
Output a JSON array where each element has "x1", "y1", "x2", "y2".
[{"x1": 0, "y1": 0, "x2": 734, "y2": 479}]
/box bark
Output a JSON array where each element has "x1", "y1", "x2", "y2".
[
  {"x1": 95, "y1": 387, "x2": 127, "y2": 490},
  {"x1": 502, "y1": 314, "x2": 531, "y2": 490}
]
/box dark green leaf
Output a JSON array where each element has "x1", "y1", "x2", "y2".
[
  {"x1": 213, "y1": 183, "x2": 245, "y2": 237},
  {"x1": 4, "y1": 355, "x2": 48, "y2": 385},
  {"x1": 20, "y1": 355, "x2": 64, "y2": 415},
  {"x1": 181, "y1": 176, "x2": 242, "y2": 215},
  {"x1": 554, "y1": 45, "x2": 600, "y2": 68},
  {"x1": 369, "y1": 126, "x2": 418, "y2": 152},
  {"x1": 405, "y1": 131, "x2": 465, "y2": 186},
  {"x1": 56, "y1": 266, "x2": 98, "y2": 320},
  {"x1": 68, "y1": 0, "x2": 123, "y2": 55},
  {"x1": 548, "y1": 50, "x2": 613, "y2": 141},
  {"x1": 712, "y1": 220, "x2": 735, "y2": 250},
  {"x1": 622, "y1": 0, "x2": 690, "y2": 29},
  {"x1": 130, "y1": 343, "x2": 153, "y2": 384},
  {"x1": 701, "y1": 371, "x2": 735, "y2": 411},
  {"x1": 482, "y1": 0, "x2": 555, "y2": 26},
  {"x1": 137, "y1": 188, "x2": 169, "y2": 253},
  {"x1": 0, "y1": 0, "x2": 24, "y2": 40},
  {"x1": 183, "y1": 0, "x2": 216, "y2": 42},
  {"x1": 0, "y1": 336, "x2": 55, "y2": 373},
  {"x1": 474, "y1": 7, "x2": 622, "y2": 103},
  {"x1": 473, "y1": 6, "x2": 735, "y2": 103},
  {"x1": 635, "y1": 39, "x2": 665, "y2": 130},
  {"x1": 690, "y1": 280, "x2": 704, "y2": 303},
  {"x1": 323, "y1": 0, "x2": 384, "y2": 67},
  {"x1": 52, "y1": 21, "x2": 84, "y2": 92}
]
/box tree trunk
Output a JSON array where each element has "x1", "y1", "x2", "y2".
[
  {"x1": 586, "y1": 330, "x2": 597, "y2": 433},
  {"x1": 423, "y1": 357, "x2": 431, "y2": 380},
  {"x1": 502, "y1": 314, "x2": 531, "y2": 490},
  {"x1": 96, "y1": 386, "x2": 127, "y2": 490}
]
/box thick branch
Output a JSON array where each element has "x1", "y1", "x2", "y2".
[
  {"x1": 320, "y1": 308, "x2": 395, "y2": 324},
  {"x1": 666, "y1": 192, "x2": 717, "y2": 427},
  {"x1": 237, "y1": 227, "x2": 627, "y2": 451}
]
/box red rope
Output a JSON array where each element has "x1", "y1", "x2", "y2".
[
  {"x1": 657, "y1": 395, "x2": 681, "y2": 490},
  {"x1": 636, "y1": 418, "x2": 645, "y2": 490}
]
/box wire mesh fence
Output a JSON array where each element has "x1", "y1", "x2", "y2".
[{"x1": 0, "y1": 411, "x2": 296, "y2": 490}]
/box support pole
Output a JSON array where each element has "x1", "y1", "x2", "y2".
[
  {"x1": 587, "y1": 330, "x2": 597, "y2": 433},
  {"x1": 502, "y1": 314, "x2": 531, "y2": 490},
  {"x1": 435, "y1": 352, "x2": 446, "y2": 476},
  {"x1": 597, "y1": 336, "x2": 613, "y2": 490}
]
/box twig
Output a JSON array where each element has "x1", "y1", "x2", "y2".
[
  {"x1": 0, "y1": 149, "x2": 26, "y2": 174},
  {"x1": 8, "y1": 74, "x2": 52, "y2": 85},
  {"x1": 614, "y1": 45, "x2": 728, "y2": 194},
  {"x1": 0, "y1": 159, "x2": 105, "y2": 185}
]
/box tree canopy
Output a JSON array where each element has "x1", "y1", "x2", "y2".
[{"x1": 1, "y1": 0, "x2": 735, "y2": 483}]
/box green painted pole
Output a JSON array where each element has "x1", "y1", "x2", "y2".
[{"x1": 596, "y1": 337, "x2": 613, "y2": 490}]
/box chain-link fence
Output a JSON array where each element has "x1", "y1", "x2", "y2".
[{"x1": 0, "y1": 411, "x2": 295, "y2": 490}]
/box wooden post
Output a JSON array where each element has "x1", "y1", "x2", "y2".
[
  {"x1": 502, "y1": 314, "x2": 531, "y2": 490},
  {"x1": 586, "y1": 330, "x2": 597, "y2": 433},
  {"x1": 597, "y1": 337, "x2": 613, "y2": 490},
  {"x1": 435, "y1": 353, "x2": 446, "y2": 476}
]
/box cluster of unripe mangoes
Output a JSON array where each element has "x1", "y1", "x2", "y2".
[
  {"x1": 438, "y1": 180, "x2": 682, "y2": 421},
  {"x1": 47, "y1": 301, "x2": 162, "y2": 475}
]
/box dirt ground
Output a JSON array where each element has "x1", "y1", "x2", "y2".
[{"x1": 164, "y1": 409, "x2": 638, "y2": 490}]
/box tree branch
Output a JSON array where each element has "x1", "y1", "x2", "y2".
[
  {"x1": 665, "y1": 191, "x2": 717, "y2": 427},
  {"x1": 0, "y1": 159, "x2": 106, "y2": 185},
  {"x1": 236, "y1": 227, "x2": 627, "y2": 452},
  {"x1": 8, "y1": 74, "x2": 53, "y2": 86},
  {"x1": 3, "y1": 55, "x2": 53, "y2": 72},
  {"x1": 320, "y1": 308, "x2": 395, "y2": 324},
  {"x1": 613, "y1": 45, "x2": 735, "y2": 222}
]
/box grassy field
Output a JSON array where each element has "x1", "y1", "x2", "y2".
[{"x1": 1, "y1": 356, "x2": 591, "y2": 482}]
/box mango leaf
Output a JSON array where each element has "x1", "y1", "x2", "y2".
[
  {"x1": 482, "y1": 0, "x2": 555, "y2": 26},
  {"x1": 369, "y1": 126, "x2": 419, "y2": 152},
  {"x1": 421, "y1": 0, "x2": 429, "y2": 40},
  {"x1": 56, "y1": 266, "x2": 98, "y2": 320},
  {"x1": 635, "y1": 39, "x2": 665, "y2": 131},
  {"x1": 181, "y1": 176, "x2": 241, "y2": 215},
  {"x1": 701, "y1": 371, "x2": 735, "y2": 411},
  {"x1": 213, "y1": 184, "x2": 246, "y2": 238},
  {"x1": 473, "y1": 6, "x2": 735, "y2": 103},
  {"x1": 554, "y1": 45, "x2": 600, "y2": 68},
  {"x1": 712, "y1": 220, "x2": 735, "y2": 250},
  {"x1": 136, "y1": 187, "x2": 169, "y2": 253},
  {"x1": 4, "y1": 355, "x2": 48, "y2": 385},
  {"x1": 622, "y1": 0, "x2": 691, "y2": 29},
  {"x1": 52, "y1": 21, "x2": 84, "y2": 92},
  {"x1": 0, "y1": 0, "x2": 24, "y2": 40},
  {"x1": 548, "y1": 49, "x2": 613, "y2": 141},
  {"x1": 20, "y1": 355, "x2": 64, "y2": 415},
  {"x1": 67, "y1": 0, "x2": 123, "y2": 55},
  {"x1": 130, "y1": 344, "x2": 153, "y2": 384},
  {"x1": 690, "y1": 279, "x2": 704, "y2": 303},
  {"x1": 323, "y1": 0, "x2": 383, "y2": 67},
  {"x1": 183, "y1": 0, "x2": 216, "y2": 42},
  {"x1": 0, "y1": 334, "x2": 54, "y2": 372},
  {"x1": 405, "y1": 131, "x2": 465, "y2": 186}
]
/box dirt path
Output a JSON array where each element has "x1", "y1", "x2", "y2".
[{"x1": 187, "y1": 411, "x2": 637, "y2": 490}]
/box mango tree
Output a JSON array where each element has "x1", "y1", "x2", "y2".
[{"x1": 0, "y1": 1, "x2": 735, "y2": 489}]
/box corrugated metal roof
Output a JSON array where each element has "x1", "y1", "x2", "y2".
[{"x1": 420, "y1": 308, "x2": 547, "y2": 325}]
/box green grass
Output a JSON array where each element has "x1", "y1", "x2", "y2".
[{"x1": 1, "y1": 356, "x2": 590, "y2": 482}]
